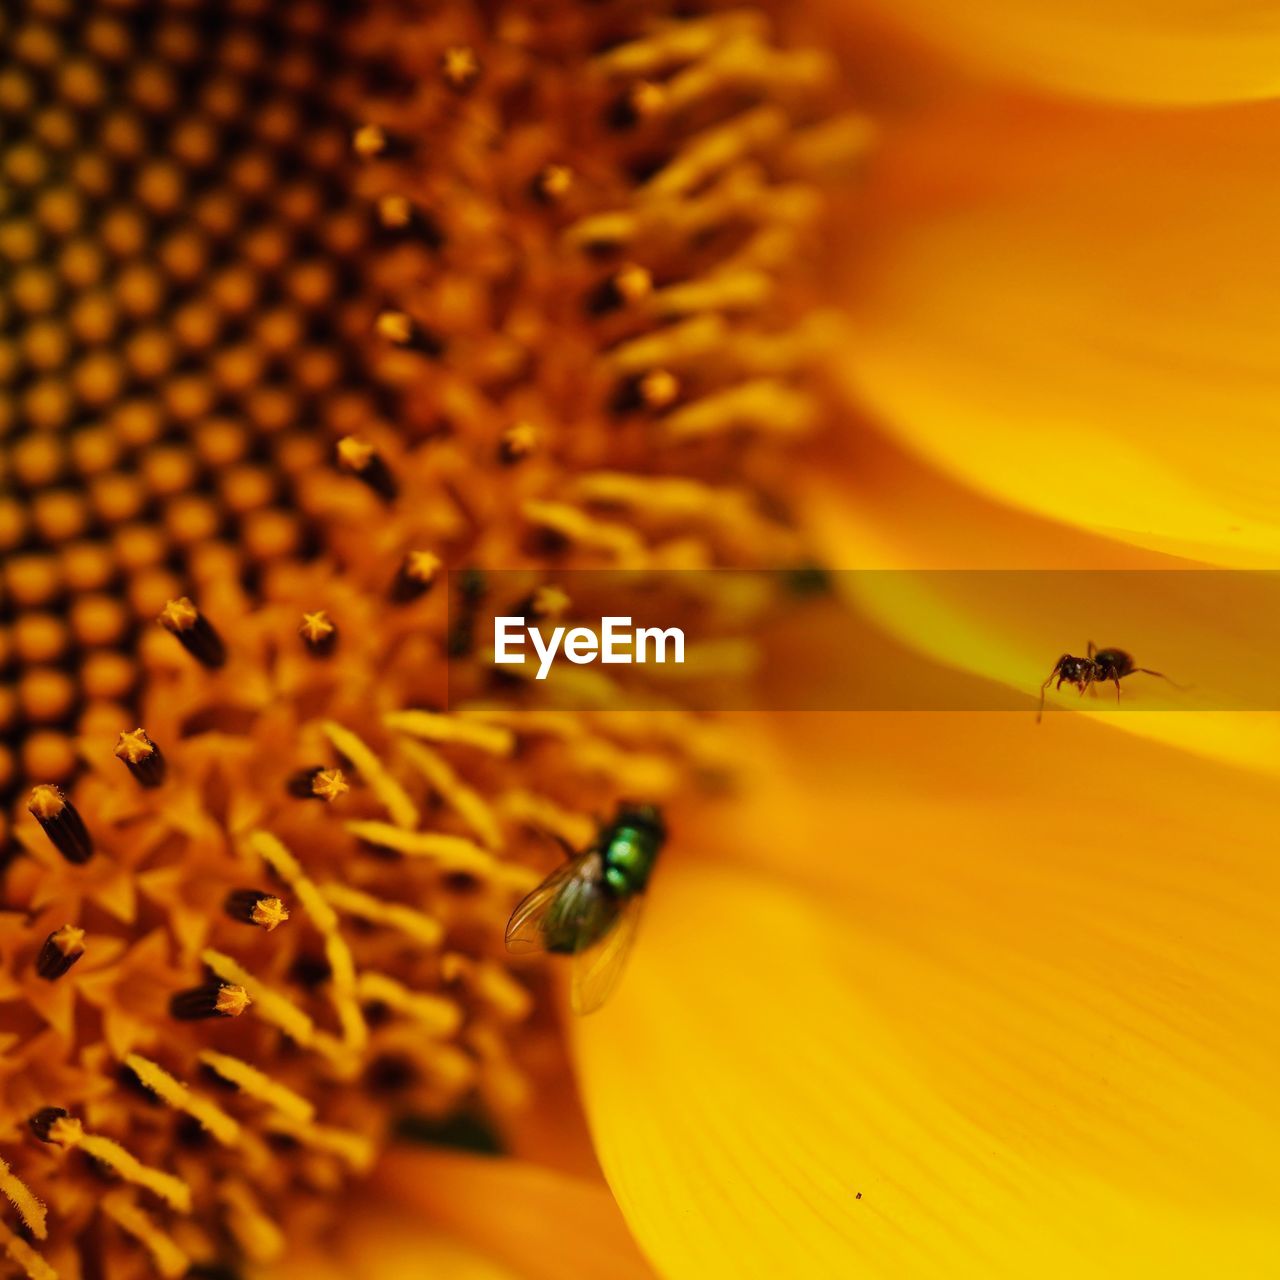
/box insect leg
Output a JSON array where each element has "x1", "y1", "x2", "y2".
[
  {"x1": 1037, "y1": 656, "x2": 1068, "y2": 724},
  {"x1": 1087, "y1": 640, "x2": 1096, "y2": 659},
  {"x1": 1134, "y1": 668, "x2": 1188, "y2": 691}
]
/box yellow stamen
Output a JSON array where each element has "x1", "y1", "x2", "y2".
[
  {"x1": 464, "y1": 708, "x2": 587, "y2": 741},
  {"x1": 783, "y1": 112, "x2": 878, "y2": 176},
  {"x1": 592, "y1": 11, "x2": 763, "y2": 76},
  {"x1": 496, "y1": 789, "x2": 596, "y2": 850},
  {"x1": 521, "y1": 500, "x2": 647, "y2": 565},
  {"x1": 264, "y1": 1114, "x2": 375, "y2": 1173},
  {"x1": 383, "y1": 709, "x2": 514, "y2": 756},
  {"x1": 46, "y1": 1115, "x2": 192, "y2": 1213},
  {"x1": 610, "y1": 315, "x2": 723, "y2": 375},
  {"x1": 101, "y1": 1192, "x2": 189, "y2": 1279},
  {"x1": 196, "y1": 1051, "x2": 315, "y2": 1125},
  {"x1": 664, "y1": 379, "x2": 815, "y2": 440},
  {"x1": 572, "y1": 471, "x2": 750, "y2": 525},
  {"x1": 219, "y1": 1180, "x2": 286, "y2": 1264},
  {"x1": 320, "y1": 882, "x2": 444, "y2": 947},
  {"x1": 0, "y1": 1219, "x2": 56, "y2": 1280},
  {"x1": 247, "y1": 831, "x2": 366, "y2": 1052},
  {"x1": 344, "y1": 820, "x2": 523, "y2": 881},
  {"x1": 201, "y1": 949, "x2": 335, "y2": 1060},
  {"x1": 572, "y1": 738, "x2": 679, "y2": 793},
  {"x1": 356, "y1": 971, "x2": 461, "y2": 1037},
  {"x1": 441, "y1": 953, "x2": 533, "y2": 1022},
  {"x1": 321, "y1": 721, "x2": 418, "y2": 829},
  {"x1": 648, "y1": 104, "x2": 789, "y2": 199},
  {"x1": 122, "y1": 1053, "x2": 241, "y2": 1147},
  {"x1": 399, "y1": 739, "x2": 503, "y2": 850},
  {"x1": 653, "y1": 269, "x2": 772, "y2": 316},
  {"x1": 0, "y1": 1156, "x2": 47, "y2": 1240}
]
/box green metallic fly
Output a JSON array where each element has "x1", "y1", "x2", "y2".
[{"x1": 505, "y1": 803, "x2": 666, "y2": 1014}]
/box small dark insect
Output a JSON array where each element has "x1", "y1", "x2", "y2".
[{"x1": 1037, "y1": 642, "x2": 1177, "y2": 722}]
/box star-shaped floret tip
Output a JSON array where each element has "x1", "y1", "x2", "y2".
[
  {"x1": 157, "y1": 597, "x2": 199, "y2": 632},
  {"x1": 440, "y1": 44, "x2": 481, "y2": 91},
  {"x1": 299, "y1": 610, "x2": 338, "y2": 655},
  {"x1": 311, "y1": 768, "x2": 349, "y2": 803},
  {"x1": 157, "y1": 598, "x2": 225, "y2": 667},
  {"x1": 114, "y1": 728, "x2": 155, "y2": 765},
  {"x1": 28, "y1": 784, "x2": 93, "y2": 864},
  {"x1": 114, "y1": 728, "x2": 167, "y2": 786}
]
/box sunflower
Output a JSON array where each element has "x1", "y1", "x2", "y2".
[{"x1": 3, "y1": 2, "x2": 1277, "y2": 1280}]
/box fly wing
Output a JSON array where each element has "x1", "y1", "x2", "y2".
[
  {"x1": 571, "y1": 892, "x2": 645, "y2": 1015},
  {"x1": 505, "y1": 855, "x2": 593, "y2": 955}
]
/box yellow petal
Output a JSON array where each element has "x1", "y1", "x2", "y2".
[
  {"x1": 268, "y1": 1215, "x2": 520, "y2": 1280},
  {"x1": 574, "y1": 714, "x2": 1280, "y2": 1278},
  {"x1": 812, "y1": 0, "x2": 1280, "y2": 103},
  {"x1": 372, "y1": 1148, "x2": 655, "y2": 1280},
  {"x1": 840, "y1": 98, "x2": 1280, "y2": 566}
]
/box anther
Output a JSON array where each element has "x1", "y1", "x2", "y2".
[
  {"x1": 498, "y1": 422, "x2": 538, "y2": 466},
  {"x1": 375, "y1": 308, "x2": 444, "y2": 357},
  {"x1": 286, "y1": 766, "x2": 350, "y2": 802},
  {"x1": 352, "y1": 123, "x2": 407, "y2": 161},
  {"x1": 608, "y1": 79, "x2": 666, "y2": 130},
  {"x1": 157, "y1": 597, "x2": 226, "y2": 668},
  {"x1": 639, "y1": 368, "x2": 680, "y2": 409},
  {"x1": 531, "y1": 163, "x2": 574, "y2": 205},
  {"x1": 299, "y1": 610, "x2": 338, "y2": 656},
  {"x1": 114, "y1": 727, "x2": 166, "y2": 787},
  {"x1": 335, "y1": 435, "x2": 398, "y2": 501},
  {"x1": 375, "y1": 194, "x2": 444, "y2": 249},
  {"x1": 28, "y1": 1108, "x2": 70, "y2": 1144},
  {"x1": 519, "y1": 585, "x2": 571, "y2": 621},
  {"x1": 587, "y1": 262, "x2": 653, "y2": 315},
  {"x1": 27, "y1": 784, "x2": 93, "y2": 864},
  {"x1": 36, "y1": 925, "x2": 85, "y2": 980},
  {"x1": 224, "y1": 890, "x2": 289, "y2": 932},
  {"x1": 390, "y1": 550, "x2": 441, "y2": 603},
  {"x1": 613, "y1": 368, "x2": 680, "y2": 415},
  {"x1": 169, "y1": 981, "x2": 251, "y2": 1021},
  {"x1": 440, "y1": 45, "x2": 481, "y2": 92}
]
